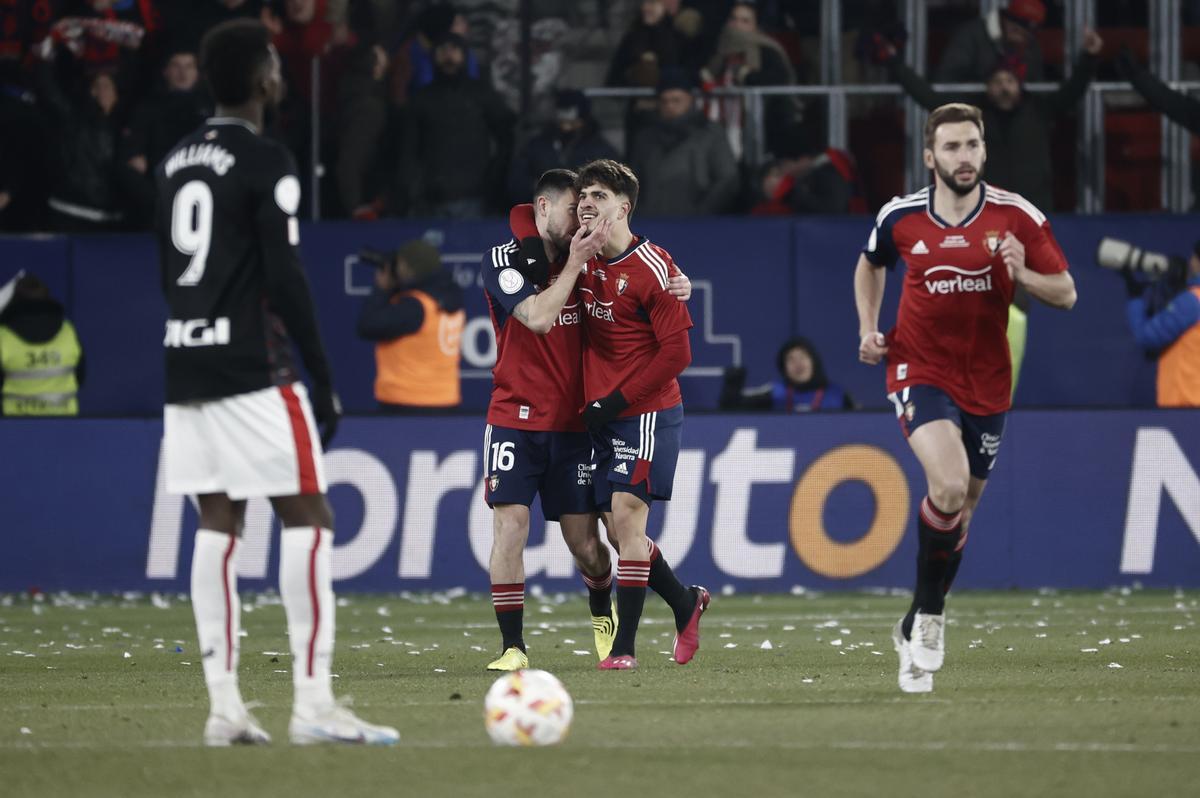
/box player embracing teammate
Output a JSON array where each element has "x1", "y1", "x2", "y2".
[
  {"x1": 854, "y1": 103, "x2": 1076, "y2": 693},
  {"x1": 481, "y1": 160, "x2": 709, "y2": 672}
]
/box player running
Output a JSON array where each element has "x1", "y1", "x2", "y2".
[
  {"x1": 853, "y1": 103, "x2": 1076, "y2": 693},
  {"x1": 573, "y1": 159, "x2": 710, "y2": 671},
  {"x1": 157, "y1": 19, "x2": 397, "y2": 745}
]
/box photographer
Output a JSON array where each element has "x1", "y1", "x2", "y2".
[
  {"x1": 356, "y1": 239, "x2": 466, "y2": 412},
  {"x1": 1113, "y1": 239, "x2": 1200, "y2": 408}
]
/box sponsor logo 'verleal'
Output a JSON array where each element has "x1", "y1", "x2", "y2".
[{"x1": 924, "y1": 265, "x2": 993, "y2": 294}]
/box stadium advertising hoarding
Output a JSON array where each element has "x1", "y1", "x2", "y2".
[{"x1": 3, "y1": 411, "x2": 1199, "y2": 593}]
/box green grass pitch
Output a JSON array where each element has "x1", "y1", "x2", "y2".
[{"x1": 2, "y1": 589, "x2": 1197, "y2": 798}]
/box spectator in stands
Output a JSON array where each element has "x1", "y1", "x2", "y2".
[
  {"x1": 402, "y1": 31, "x2": 514, "y2": 218},
  {"x1": 0, "y1": 271, "x2": 84, "y2": 417},
  {"x1": 884, "y1": 28, "x2": 1103, "y2": 211},
  {"x1": 628, "y1": 67, "x2": 739, "y2": 216},
  {"x1": 335, "y1": 24, "x2": 390, "y2": 220},
  {"x1": 390, "y1": 1, "x2": 479, "y2": 107},
  {"x1": 119, "y1": 46, "x2": 211, "y2": 226},
  {"x1": 606, "y1": 0, "x2": 686, "y2": 90},
  {"x1": 699, "y1": 0, "x2": 799, "y2": 158},
  {"x1": 507, "y1": 89, "x2": 618, "y2": 207},
  {"x1": 719, "y1": 337, "x2": 855, "y2": 412},
  {"x1": 356, "y1": 239, "x2": 465, "y2": 412},
  {"x1": 1116, "y1": 48, "x2": 1200, "y2": 206},
  {"x1": 934, "y1": 0, "x2": 1046, "y2": 83},
  {"x1": 34, "y1": 30, "x2": 134, "y2": 232},
  {"x1": 748, "y1": 126, "x2": 865, "y2": 215}
]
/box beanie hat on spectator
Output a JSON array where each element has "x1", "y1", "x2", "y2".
[
  {"x1": 418, "y1": 3, "x2": 458, "y2": 41},
  {"x1": 656, "y1": 65, "x2": 695, "y2": 94},
  {"x1": 989, "y1": 52, "x2": 1028, "y2": 83},
  {"x1": 395, "y1": 240, "x2": 442, "y2": 281},
  {"x1": 1002, "y1": 0, "x2": 1046, "y2": 29},
  {"x1": 555, "y1": 89, "x2": 590, "y2": 122}
]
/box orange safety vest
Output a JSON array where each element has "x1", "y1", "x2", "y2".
[
  {"x1": 374, "y1": 291, "x2": 465, "y2": 407},
  {"x1": 1156, "y1": 286, "x2": 1200, "y2": 407}
]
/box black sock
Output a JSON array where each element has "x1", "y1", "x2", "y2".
[
  {"x1": 646, "y1": 540, "x2": 694, "y2": 630},
  {"x1": 612, "y1": 559, "x2": 649, "y2": 657},
  {"x1": 491, "y1": 582, "x2": 525, "y2": 652},
  {"x1": 942, "y1": 546, "x2": 965, "y2": 596},
  {"x1": 904, "y1": 498, "x2": 963, "y2": 636},
  {"x1": 581, "y1": 570, "x2": 613, "y2": 617}
]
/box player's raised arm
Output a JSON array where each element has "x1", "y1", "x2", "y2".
[
  {"x1": 855, "y1": 253, "x2": 889, "y2": 364},
  {"x1": 512, "y1": 219, "x2": 611, "y2": 334}
]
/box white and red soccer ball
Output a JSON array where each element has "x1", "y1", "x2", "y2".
[{"x1": 483, "y1": 669, "x2": 573, "y2": 746}]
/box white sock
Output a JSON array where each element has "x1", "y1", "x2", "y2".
[
  {"x1": 280, "y1": 526, "x2": 336, "y2": 715},
  {"x1": 190, "y1": 529, "x2": 244, "y2": 717}
]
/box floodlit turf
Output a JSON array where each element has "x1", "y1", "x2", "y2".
[{"x1": 1, "y1": 589, "x2": 1197, "y2": 798}]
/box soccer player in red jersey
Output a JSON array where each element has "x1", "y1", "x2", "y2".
[
  {"x1": 853, "y1": 103, "x2": 1076, "y2": 693},
  {"x1": 480, "y1": 169, "x2": 618, "y2": 671},
  {"x1": 573, "y1": 159, "x2": 710, "y2": 671},
  {"x1": 488, "y1": 171, "x2": 701, "y2": 671}
]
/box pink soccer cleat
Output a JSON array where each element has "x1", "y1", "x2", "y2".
[
  {"x1": 672, "y1": 586, "x2": 711, "y2": 665},
  {"x1": 597, "y1": 655, "x2": 638, "y2": 670}
]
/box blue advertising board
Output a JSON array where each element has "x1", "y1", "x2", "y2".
[
  {"x1": 1, "y1": 213, "x2": 1187, "y2": 416},
  {"x1": 3, "y1": 410, "x2": 1198, "y2": 593}
]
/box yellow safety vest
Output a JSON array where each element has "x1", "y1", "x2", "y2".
[{"x1": 0, "y1": 320, "x2": 82, "y2": 416}]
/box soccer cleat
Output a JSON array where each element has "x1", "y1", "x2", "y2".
[
  {"x1": 289, "y1": 700, "x2": 399, "y2": 746},
  {"x1": 672, "y1": 585, "x2": 711, "y2": 665},
  {"x1": 591, "y1": 602, "x2": 617, "y2": 661},
  {"x1": 597, "y1": 654, "x2": 638, "y2": 670},
  {"x1": 486, "y1": 646, "x2": 529, "y2": 672},
  {"x1": 910, "y1": 612, "x2": 946, "y2": 673},
  {"x1": 203, "y1": 709, "x2": 272, "y2": 746},
  {"x1": 891, "y1": 619, "x2": 932, "y2": 694}
]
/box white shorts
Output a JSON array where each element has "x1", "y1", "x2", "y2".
[{"x1": 163, "y1": 383, "x2": 327, "y2": 500}]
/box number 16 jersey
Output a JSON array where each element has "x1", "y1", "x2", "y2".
[{"x1": 156, "y1": 118, "x2": 326, "y2": 404}]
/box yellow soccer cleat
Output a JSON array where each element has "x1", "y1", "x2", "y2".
[
  {"x1": 591, "y1": 602, "x2": 618, "y2": 661},
  {"x1": 486, "y1": 646, "x2": 529, "y2": 671}
]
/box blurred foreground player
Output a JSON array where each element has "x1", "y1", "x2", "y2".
[
  {"x1": 156, "y1": 19, "x2": 398, "y2": 745},
  {"x1": 853, "y1": 103, "x2": 1075, "y2": 692}
]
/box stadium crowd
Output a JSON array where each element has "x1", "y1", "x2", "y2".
[{"x1": 0, "y1": 0, "x2": 1192, "y2": 233}]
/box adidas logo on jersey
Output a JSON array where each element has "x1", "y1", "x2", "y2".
[
  {"x1": 613, "y1": 462, "x2": 629, "y2": 475},
  {"x1": 911, "y1": 240, "x2": 929, "y2": 255}
]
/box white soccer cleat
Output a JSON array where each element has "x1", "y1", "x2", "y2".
[
  {"x1": 891, "y1": 619, "x2": 932, "y2": 694},
  {"x1": 203, "y1": 709, "x2": 272, "y2": 746},
  {"x1": 289, "y1": 700, "x2": 399, "y2": 746},
  {"x1": 910, "y1": 612, "x2": 946, "y2": 673}
]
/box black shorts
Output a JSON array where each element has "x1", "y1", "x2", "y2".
[
  {"x1": 887, "y1": 384, "x2": 1006, "y2": 480},
  {"x1": 481, "y1": 426, "x2": 595, "y2": 521}
]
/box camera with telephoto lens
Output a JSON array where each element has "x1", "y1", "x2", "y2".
[
  {"x1": 1096, "y1": 237, "x2": 1188, "y2": 317},
  {"x1": 359, "y1": 247, "x2": 395, "y2": 274}
]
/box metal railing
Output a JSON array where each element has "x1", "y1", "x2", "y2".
[{"x1": 585, "y1": 80, "x2": 1200, "y2": 213}]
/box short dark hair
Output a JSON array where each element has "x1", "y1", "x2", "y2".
[
  {"x1": 924, "y1": 103, "x2": 984, "y2": 149},
  {"x1": 575, "y1": 159, "x2": 639, "y2": 213},
  {"x1": 534, "y1": 168, "x2": 578, "y2": 200},
  {"x1": 200, "y1": 19, "x2": 272, "y2": 107}
]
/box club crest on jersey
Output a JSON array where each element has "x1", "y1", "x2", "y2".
[
  {"x1": 617, "y1": 273, "x2": 629, "y2": 295},
  {"x1": 904, "y1": 401, "x2": 916, "y2": 422},
  {"x1": 984, "y1": 230, "x2": 1001, "y2": 254},
  {"x1": 488, "y1": 475, "x2": 500, "y2": 492}
]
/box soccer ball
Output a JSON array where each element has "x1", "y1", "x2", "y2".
[{"x1": 483, "y1": 669, "x2": 574, "y2": 746}]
